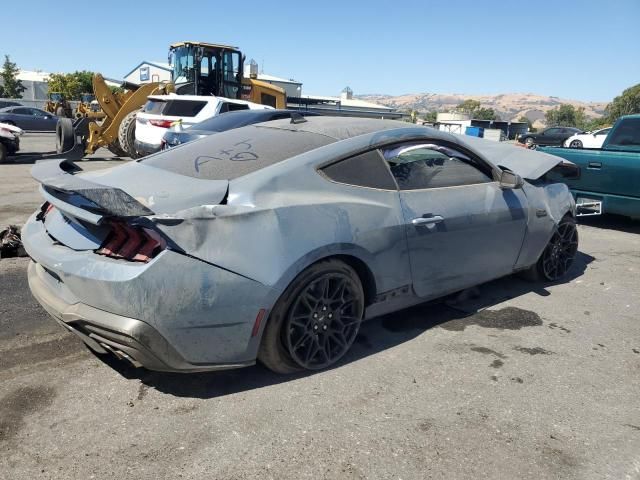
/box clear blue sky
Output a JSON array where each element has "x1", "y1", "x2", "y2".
[{"x1": 2, "y1": 0, "x2": 638, "y2": 102}]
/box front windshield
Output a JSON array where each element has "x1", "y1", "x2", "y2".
[
  {"x1": 50, "y1": 93, "x2": 62, "y2": 102},
  {"x1": 81, "y1": 94, "x2": 95, "y2": 103},
  {"x1": 171, "y1": 46, "x2": 195, "y2": 85}
]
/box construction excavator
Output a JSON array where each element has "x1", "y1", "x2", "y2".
[{"x1": 56, "y1": 41, "x2": 286, "y2": 159}]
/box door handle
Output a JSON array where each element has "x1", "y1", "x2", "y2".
[
  {"x1": 587, "y1": 162, "x2": 602, "y2": 169},
  {"x1": 412, "y1": 215, "x2": 444, "y2": 226}
]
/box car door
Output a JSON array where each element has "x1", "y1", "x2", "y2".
[
  {"x1": 382, "y1": 142, "x2": 528, "y2": 299},
  {"x1": 36, "y1": 109, "x2": 57, "y2": 131},
  {"x1": 28, "y1": 109, "x2": 49, "y2": 130},
  {"x1": 540, "y1": 128, "x2": 560, "y2": 145},
  {"x1": 592, "y1": 128, "x2": 611, "y2": 148},
  {"x1": 11, "y1": 107, "x2": 35, "y2": 130}
]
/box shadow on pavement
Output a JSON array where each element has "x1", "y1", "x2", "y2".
[{"x1": 97, "y1": 251, "x2": 594, "y2": 399}]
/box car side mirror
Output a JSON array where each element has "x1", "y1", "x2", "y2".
[{"x1": 499, "y1": 169, "x2": 524, "y2": 189}]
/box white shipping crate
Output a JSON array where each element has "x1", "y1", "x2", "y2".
[{"x1": 483, "y1": 129, "x2": 506, "y2": 142}]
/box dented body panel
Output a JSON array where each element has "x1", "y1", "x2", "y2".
[{"x1": 22, "y1": 117, "x2": 575, "y2": 372}]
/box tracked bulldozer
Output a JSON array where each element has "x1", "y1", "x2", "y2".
[{"x1": 56, "y1": 42, "x2": 286, "y2": 159}]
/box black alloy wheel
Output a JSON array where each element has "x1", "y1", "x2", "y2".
[
  {"x1": 258, "y1": 259, "x2": 364, "y2": 374},
  {"x1": 539, "y1": 217, "x2": 578, "y2": 281},
  {"x1": 284, "y1": 272, "x2": 363, "y2": 370}
]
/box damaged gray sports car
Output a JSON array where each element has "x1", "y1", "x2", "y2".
[{"x1": 23, "y1": 117, "x2": 579, "y2": 374}]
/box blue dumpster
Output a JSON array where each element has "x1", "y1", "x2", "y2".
[{"x1": 465, "y1": 126, "x2": 484, "y2": 137}]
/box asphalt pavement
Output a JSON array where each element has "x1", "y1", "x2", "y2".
[{"x1": 0, "y1": 134, "x2": 639, "y2": 480}]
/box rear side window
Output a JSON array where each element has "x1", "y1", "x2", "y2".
[
  {"x1": 261, "y1": 93, "x2": 277, "y2": 108},
  {"x1": 141, "y1": 125, "x2": 335, "y2": 180},
  {"x1": 163, "y1": 100, "x2": 207, "y2": 117},
  {"x1": 321, "y1": 150, "x2": 397, "y2": 190},
  {"x1": 219, "y1": 102, "x2": 250, "y2": 114},
  {"x1": 143, "y1": 100, "x2": 165, "y2": 114},
  {"x1": 606, "y1": 118, "x2": 640, "y2": 149},
  {"x1": 383, "y1": 144, "x2": 491, "y2": 190}
]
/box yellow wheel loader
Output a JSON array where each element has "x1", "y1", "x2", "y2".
[
  {"x1": 45, "y1": 92, "x2": 73, "y2": 118},
  {"x1": 76, "y1": 93, "x2": 106, "y2": 120},
  {"x1": 56, "y1": 42, "x2": 286, "y2": 159}
]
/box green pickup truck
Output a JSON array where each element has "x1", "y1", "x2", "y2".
[{"x1": 540, "y1": 114, "x2": 640, "y2": 219}]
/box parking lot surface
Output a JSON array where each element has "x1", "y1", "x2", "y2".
[{"x1": 1, "y1": 135, "x2": 639, "y2": 479}]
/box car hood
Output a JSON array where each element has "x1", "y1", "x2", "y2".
[
  {"x1": 456, "y1": 135, "x2": 567, "y2": 180},
  {"x1": 31, "y1": 158, "x2": 228, "y2": 223}
]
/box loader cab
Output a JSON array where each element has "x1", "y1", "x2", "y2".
[{"x1": 169, "y1": 42, "x2": 244, "y2": 99}]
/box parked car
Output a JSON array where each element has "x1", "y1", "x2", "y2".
[
  {"x1": 0, "y1": 106, "x2": 58, "y2": 131},
  {"x1": 134, "y1": 94, "x2": 272, "y2": 156},
  {"x1": 519, "y1": 126, "x2": 583, "y2": 147},
  {"x1": 162, "y1": 109, "x2": 319, "y2": 149},
  {"x1": 0, "y1": 121, "x2": 23, "y2": 163},
  {"x1": 563, "y1": 127, "x2": 611, "y2": 149},
  {"x1": 540, "y1": 114, "x2": 640, "y2": 219},
  {"x1": 0, "y1": 100, "x2": 22, "y2": 109},
  {"x1": 24, "y1": 117, "x2": 577, "y2": 375}
]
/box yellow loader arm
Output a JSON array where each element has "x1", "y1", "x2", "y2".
[{"x1": 85, "y1": 74, "x2": 172, "y2": 155}]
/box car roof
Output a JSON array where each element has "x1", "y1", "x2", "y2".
[{"x1": 252, "y1": 116, "x2": 418, "y2": 140}]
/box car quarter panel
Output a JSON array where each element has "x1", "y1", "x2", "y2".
[{"x1": 152, "y1": 134, "x2": 421, "y2": 303}]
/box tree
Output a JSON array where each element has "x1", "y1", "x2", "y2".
[
  {"x1": 0, "y1": 55, "x2": 25, "y2": 98},
  {"x1": 423, "y1": 111, "x2": 438, "y2": 123},
  {"x1": 456, "y1": 99, "x2": 481, "y2": 116},
  {"x1": 605, "y1": 83, "x2": 640, "y2": 122},
  {"x1": 474, "y1": 107, "x2": 499, "y2": 121},
  {"x1": 545, "y1": 104, "x2": 587, "y2": 129},
  {"x1": 47, "y1": 70, "x2": 94, "y2": 100},
  {"x1": 517, "y1": 115, "x2": 535, "y2": 132},
  {"x1": 455, "y1": 99, "x2": 499, "y2": 120}
]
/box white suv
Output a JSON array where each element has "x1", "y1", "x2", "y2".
[{"x1": 134, "y1": 94, "x2": 272, "y2": 156}]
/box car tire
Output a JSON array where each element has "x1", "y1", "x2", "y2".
[
  {"x1": 0, "y1": 143, "x2": 7, "y2": 164},
  {"x1": 107, "y1": 141, "x2": 128, "y2": 158},
  {"x1": 524, "y1": 137, "x2": 535, "y2": 148},
  {"x1": 569, "y1": 140, "x2": 583, "y2": 149},
  {"x1": 118, "y1": 111, "x2": 140, "y2": 159},
  {"x1": 56, "y1": 118, "x2": 75, "y2": 153},
  {"x1": 258, "y1": 259, "x2": 365, "y2": 374},
  {"x1": 522, "y1": 215, "x2": 578, "y2": 282}
]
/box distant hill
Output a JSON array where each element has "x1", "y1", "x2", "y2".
[{"x1": 356, "y1": 92, "x2": 608, "y2": 127}]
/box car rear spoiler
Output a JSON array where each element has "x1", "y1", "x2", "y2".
[{"x1": 31, "y1": 159, "x2": 155, "y2": 224}]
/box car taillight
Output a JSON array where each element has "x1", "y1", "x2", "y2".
[
  {"x1": 36, "y1": 201, "x2": 55, "y2": 221},
  {"x1": 149, "y1": 119, "x2": 174, "y2": 128},
  {"x1": 96, "y1": 222, "x2": 166, "y2": 262}
]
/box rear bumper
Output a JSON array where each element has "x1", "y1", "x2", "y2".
[
  {"x1": 22, "y1": 211, "x2": 278, "y2": 372},
  {"x1": 28, "y1": 260, "x2": 254, "y2": 372},
  {"x1": 1, "y1": 137, "x2": 19, "y2": 153},
  {"x1": 568, "y1": 189, "x2": 640, "y2": 219},
  {"x1": 134, "y1": 139, "x2": 161, "y2": 156}
]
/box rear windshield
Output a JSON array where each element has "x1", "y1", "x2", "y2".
[
  {"x1": 143, "y1": 99, "x2": 207, "y2": 117},
  {"x1": 140, "y1": 125, "x2": 335, "y2": 180}
]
